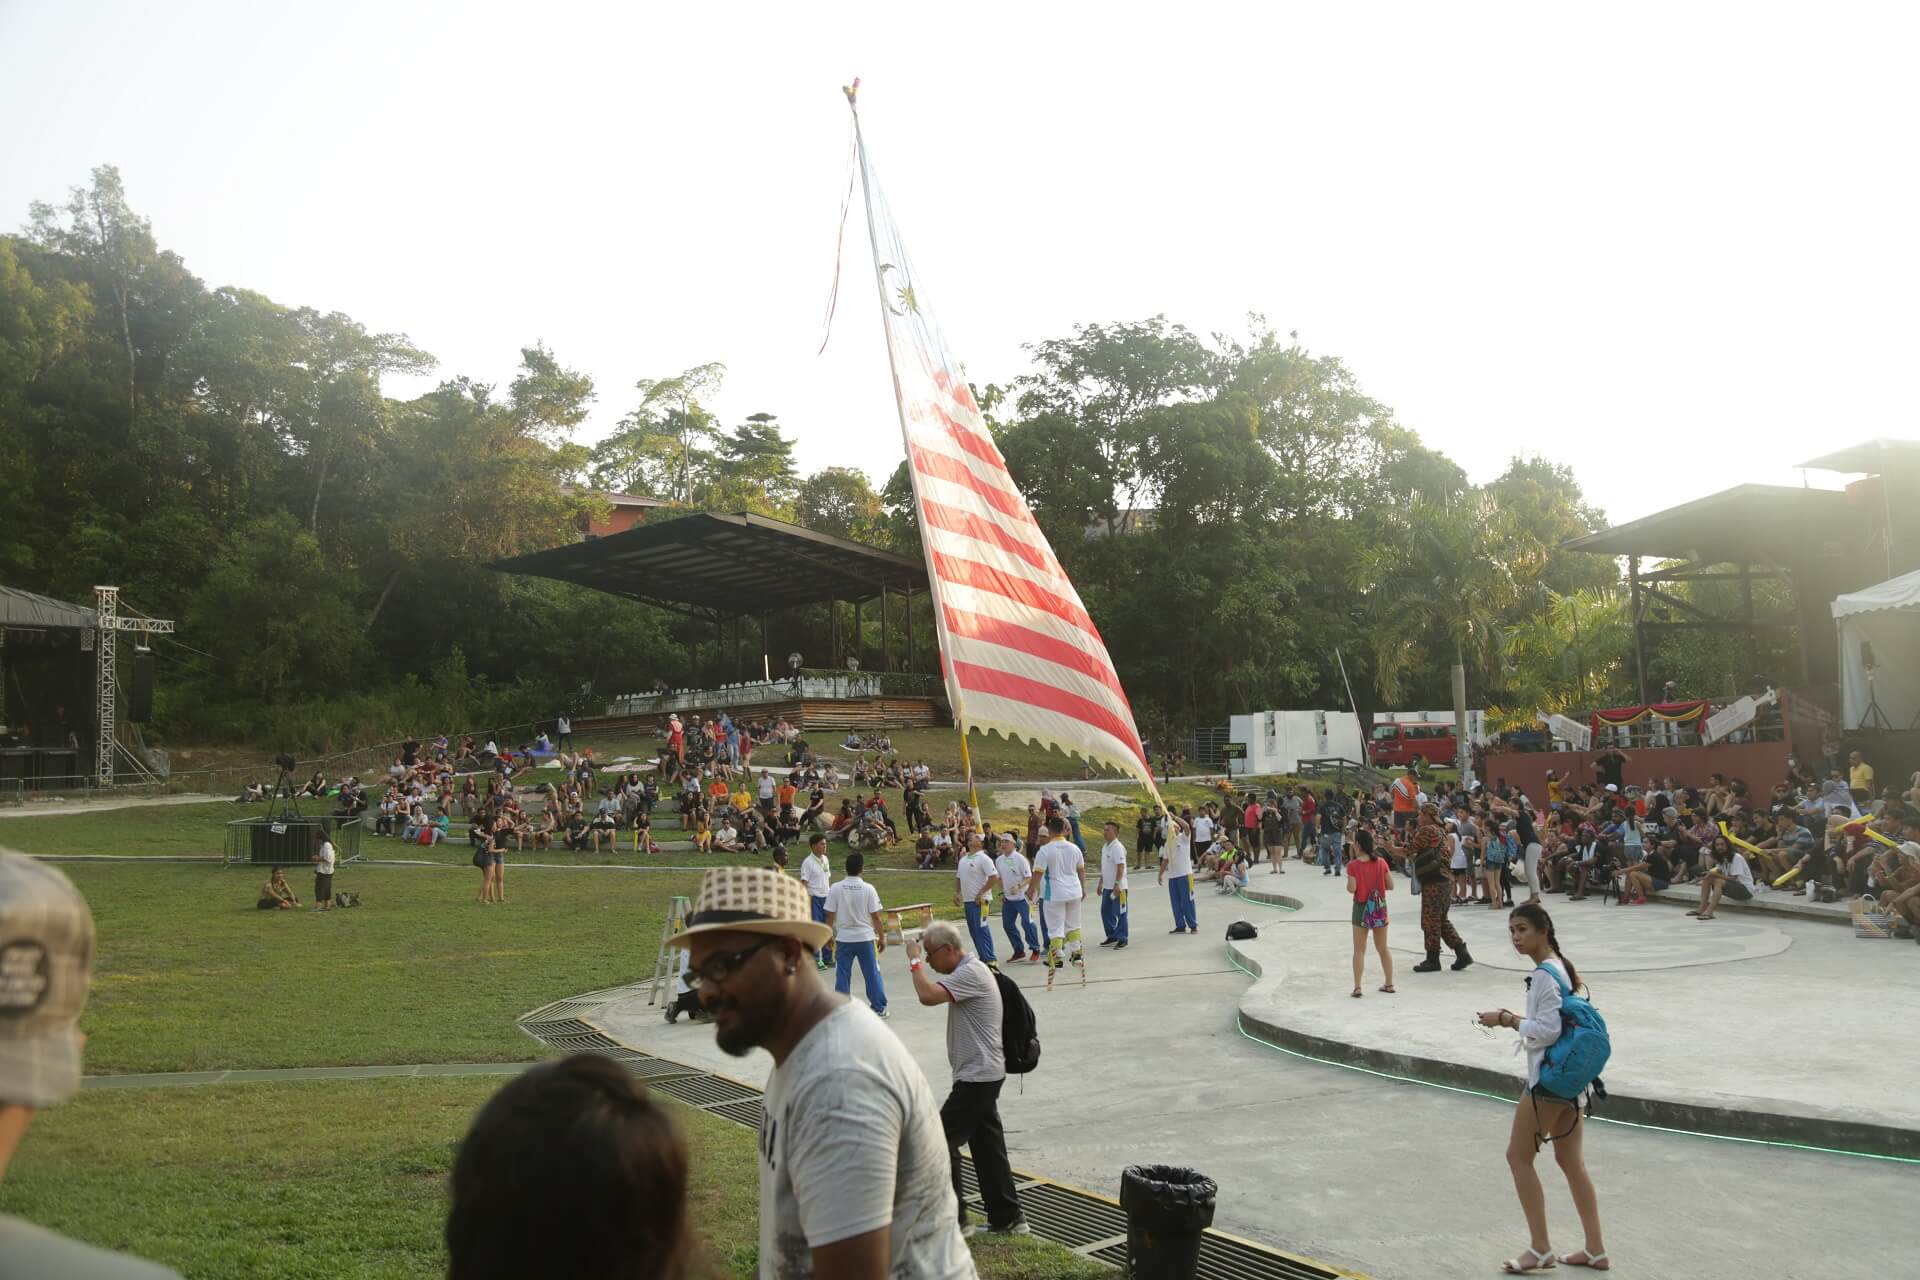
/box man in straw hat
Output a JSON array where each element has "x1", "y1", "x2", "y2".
[
  {"x1": 0, "y1": 855, "x2": 180, "y2": 1276},
  {"x1": 672, "y1": 866, "x2": 972, "y2": 1279}
]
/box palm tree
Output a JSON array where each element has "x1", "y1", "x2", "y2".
[
  {"x1": 1351, "y1": 491, "x2": 1541, "y2": 777},
  {"x1": 1500, "y1": 587, "x2": 1632, "y2": 715}
]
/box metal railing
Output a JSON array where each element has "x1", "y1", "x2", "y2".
[{"x1": 601, "y1": 670, "x2": 944, "y2": 717}]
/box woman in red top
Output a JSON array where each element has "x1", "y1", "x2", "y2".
[{"x1": 1346, "y1": 827, "x2": 1395, "y2": 997}]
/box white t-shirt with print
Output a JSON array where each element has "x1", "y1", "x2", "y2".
[
  {"x1": 956, "y1": 850, "x2": 996, "y2": 904},
  {"x1": 1099, "y1": 839, "x2": 1128, "y2": 892},
  {"x1": 1192, "y1": 815, "x2": 1215, "y2": 845},
  {"x1": 759, "y1": 1002, "x2": 972, "y2": 1279},
  {"x1": 824, "y1": 875, "x2": 882, "y2": 942},
  {"x1": 995, "y1": 850, "x2": 1032, "y2": 897},
  {"x1": 1033, "y1": 838, "x2": 1084, "y2": 902}
]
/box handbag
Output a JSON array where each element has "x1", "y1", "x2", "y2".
[
  {"x1": 472, "y1": 848, "x2": 488, "y2": 870},
  {"x1": 1360, "y1": 893, "x2": 1388, "y2": 929}
]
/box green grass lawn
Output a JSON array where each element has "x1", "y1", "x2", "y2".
[
  {"x1": 4, "y1": 1077, "x2": 1110, "y2": 1280},
  {"x1": 61, "y1": 861, "x2": 968, "y2": 1075}
]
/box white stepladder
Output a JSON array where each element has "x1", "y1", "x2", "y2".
[{"x1": 646, "y1": 895, "x2": 693, "y2": 1006}]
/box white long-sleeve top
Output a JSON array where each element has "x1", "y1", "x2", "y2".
[{"x1": 1517, "y1": 958, "x2": 1570, "y2": 1089}]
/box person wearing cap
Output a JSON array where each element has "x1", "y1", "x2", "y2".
[
  {"x1": 993, "y1": 832, "x2": 1041, "y2": 964},
  {"x1": 673, "y1": 866, "x2": 972, "y2": 1279},
  {"x1": 0, "y1": 856, "x2": 181, "y2": 1277},
  {"x1": 904, "y1": 920, "x2": 1028, "y2": 1239},
  {"x1": 824, "y1": 852, "x2": 889, "y2": 1018}
]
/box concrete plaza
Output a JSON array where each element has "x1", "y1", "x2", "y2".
[{"x1": 594, "y1": 871, "x2": 1920, "y2": 1278}]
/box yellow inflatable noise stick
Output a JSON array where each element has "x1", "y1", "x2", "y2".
[
  {"x1": 1772, "y1": 866, "x2": 1803, "y2": 888},
  {"x1": 1716, "y1": 821, "x2": 1766, "y2": 856},
  {"x1": 1864, "y1": 826, "x2": 1902, "y2": 850}
]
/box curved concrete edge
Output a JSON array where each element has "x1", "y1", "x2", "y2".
[
  {"x1": 1226, "y1": 938, "x2": 1920, "y2": 1161},
  {"x1": 1237, "y1": 884, "x2": 1306, "y2": 911}
]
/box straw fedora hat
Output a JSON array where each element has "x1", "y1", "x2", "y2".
[{"x1": 668, "y1": 866, "x2": 832, "y2": 951}]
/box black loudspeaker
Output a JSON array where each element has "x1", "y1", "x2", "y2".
[{"x1": 129, "y1": 648, "x2": 154, "y2": 723}]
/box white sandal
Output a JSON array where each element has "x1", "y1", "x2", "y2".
[
  {"x1": 1559, "y1": 1250, "x2": 1608, "y2": 1270},
  {"x1": 1502, "y1": 1248, "x2": 1557, "y2": 1273}
]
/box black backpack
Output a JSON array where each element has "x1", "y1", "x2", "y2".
[
  {"x1": 1225, "y1": 920, "x2": 1257, "y2": 941},
  {"x1": 995, "y1": 972, "x2": 1041, "y2": 1074}
]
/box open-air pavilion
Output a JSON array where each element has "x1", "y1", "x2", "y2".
[{"x1": 489, "y1": 511, "x2": 945, "y2": 728}]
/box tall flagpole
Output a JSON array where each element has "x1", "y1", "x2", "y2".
[{"x1": 842, "y1": 79, "x2": 978, "y2": 812}]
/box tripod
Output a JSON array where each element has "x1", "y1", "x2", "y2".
[
  {"x1": 266, "y1": 766, "x2": 304, "y2": 820},
  {"x1": 1859, "y1": 669, "x2": 1893, "y2": 732}
]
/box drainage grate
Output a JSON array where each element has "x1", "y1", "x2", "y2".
[
  {"x1": 1007, "y1": 1181, "x2": 1129, "y2": 1250},
  {"x1": 536, "y1": 1030, "x2": 625, "y2": 1052},
  {"x1": 708, "y1": 1098, "x2": 764, "y2": 1129},
  {"x1": 649, "y1": 1074, "x2": 762, "y2": 1108},
  {"x1": 1091, "y1": 1236, "x2": 1346, "y2": 1280},
  {"x1": 621, "y1": 1056, "x2": 704, "y2": 1082},
  {"x1": 957, "y1": 1158, "x2": 981, "y2": 1203}
]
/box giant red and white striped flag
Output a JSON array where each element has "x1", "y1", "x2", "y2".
[{"x1": 849, "y1": 96, "x2": 1160, "y2": 795}]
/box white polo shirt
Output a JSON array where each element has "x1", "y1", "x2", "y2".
[
  {"x1": 1099, "y1": 839, "x2": 1128, "y2": 892},
  {"x1": 825, "y1": 874, "x2": 882, "y2": 942},
  {"x1": 1192, "y1": 815, "x2": 1215, "y2": 846},
  {"x1": 956, "y1": 850, "x2": 996, "y2": 904},
  {"x1": 800, "y1": 852, "x2": 832, "y2": 898}
]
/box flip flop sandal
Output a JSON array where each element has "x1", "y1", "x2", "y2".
[
  {"x1": 1350, "y1": 988, "x2": 1363, "y2": 998},
  {"x1": 1559, "y1": 1251, "x2": 1608, "y2": 1270},
  {"x1": 1379, "y1": 984, "x2": 1396, "y2": 994},
  {"x1": 1502, "y1": 1248, "x2": 1557, "y2": 1273}
]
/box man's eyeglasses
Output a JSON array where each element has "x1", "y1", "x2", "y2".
[{"x1": 686, "y1": 939, "x2": 775, "y2": 989}]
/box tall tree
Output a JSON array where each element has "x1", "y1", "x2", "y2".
[
  {"x1": 1352, "y1": 491, "x2": 1543, "y2": 773},
  {"x1": 588, "y1": 362, "x2": 725, "y2": 502},
  {"x1": 795, "y1": 467, "x2": 885, "y2": 542}
]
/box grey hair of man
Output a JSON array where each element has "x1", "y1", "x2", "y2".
[{"x1": 922, "y1": 919, "x2": 968, "y2": 956}]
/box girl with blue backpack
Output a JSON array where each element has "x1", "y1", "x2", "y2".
[{"x1": 1477, "y1": 902, "x2": 1610, "y2": 1274}]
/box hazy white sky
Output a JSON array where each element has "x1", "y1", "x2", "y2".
[{"x1": 3, "y1": 1, "x2": 1913, "y2": 524}]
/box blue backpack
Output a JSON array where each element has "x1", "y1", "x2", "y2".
[{"x1": 1535, "y1": 963, "x2": 1610, "y2": 1105}]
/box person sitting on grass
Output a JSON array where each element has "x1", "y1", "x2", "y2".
[
  {"x1": 915, "y1": 828, "x2": 938, "y2": 869},
  {"x1": 257, "y1": 866, "x2": 299, "y2": 910},
  {"x1": 690, "y1": 809, "x2": 713, "y2": 854},
  {"x1": 712, "y1": 815, "x2": 744, "y2": 854},
  {"x1": 632, "y1": 810, "x2": 658, "y2": 855},
  {"x1": 527, "y1": 806, "x2": 555, "y2": 850},
  {"x1": 562, "y1": 810, "x2": 590, "y2": 852},
  {"x1": 298, "y1": 771, "x2": 329, "y2": 799}
]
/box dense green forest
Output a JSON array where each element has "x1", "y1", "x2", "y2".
[{"x1": 0, "y1": 167, "x2": 1789, "y2": 752}]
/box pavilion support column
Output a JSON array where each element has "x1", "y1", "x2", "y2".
[
  {"x1": 1740, "y1": 565, "x2": 1757, "y2": 690},
  {"x1": 854, "y1": 599, "x2": 863, "y2": 674},
  {"x1": 733, "y1": 614, "x2": 742, "y2": 682},
  {"x1": 881, "y1": 581, "x2": 891, "y2": 674},
  {"x1": 1630, "y1": 555, "x2": 1647, "y2": 704},
  {"x1": 905, "y1": 581, "x2": 915, "y2": 672}
]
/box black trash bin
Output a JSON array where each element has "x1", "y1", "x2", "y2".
[{"x1": 1121, "y1": 1164, "x2": 1217, "y2": 1280}]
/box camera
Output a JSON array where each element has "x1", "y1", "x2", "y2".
[{"x1": 275, "y1": 752, "x2": 297, "y2": 773}]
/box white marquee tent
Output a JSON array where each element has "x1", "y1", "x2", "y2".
[{"x1": 1833, "y1": 569, "x2": 1920, "y2": 731}]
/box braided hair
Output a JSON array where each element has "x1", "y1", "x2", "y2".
[{"x1": 1509, "y1": 901, "x2": 1581, "y2": 994}]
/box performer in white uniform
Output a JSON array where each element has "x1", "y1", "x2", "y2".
[{"x1": 1030, "y1": 815, "x2": 1087, "y2": 989}]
